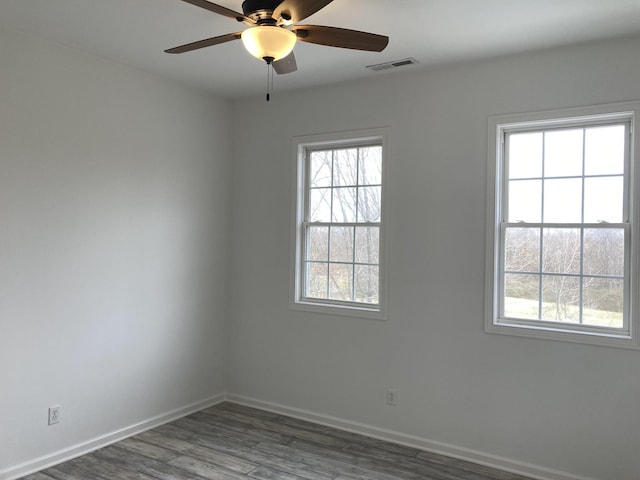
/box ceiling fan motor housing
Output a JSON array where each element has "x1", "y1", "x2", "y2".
[{"x1": 242, "y1": 0, "x2": 283, "y2": 17}]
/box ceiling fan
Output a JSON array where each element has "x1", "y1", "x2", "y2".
[{"x1": 165, "y1": 0, "x2": 389, "y2": 75}]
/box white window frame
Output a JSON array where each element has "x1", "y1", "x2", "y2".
[
  {"x1": 290, "y1": 128, "x2": 388, "y2": 320},
  {"x1": 486, "y1": 102, "x2": 640, "y2": 349}
]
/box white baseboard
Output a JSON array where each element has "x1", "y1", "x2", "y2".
[
  {"x1": 3, "y1": 392, "x2": 596, "y2": 480},
  {"x1": 0, "y1": 393, "x2": 226, "y2": 480},
  {"x1": 225, "y1": 393, "x2": 596, "y2": 480}
]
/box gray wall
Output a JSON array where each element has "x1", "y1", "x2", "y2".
[
  {"x1": 0, "y1": 29, "x2": 232, "y2": 473},
  {"x1": 229, "y1": 36, "x2": 640, "y2": 480}
]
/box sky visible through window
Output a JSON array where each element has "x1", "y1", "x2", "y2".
[{"x1": 507, "y1": 125, "x2": 625, "y2": 224}]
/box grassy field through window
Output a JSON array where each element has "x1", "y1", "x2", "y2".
[{"x1": 505, "y1": 297, "x2": 623, "y2": 328}]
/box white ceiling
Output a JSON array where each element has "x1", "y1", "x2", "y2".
[{"x1": 2, "y1": 0, "x2": 640, "y2": 99}]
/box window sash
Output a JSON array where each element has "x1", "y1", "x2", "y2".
[
  {"x1": 301, "y1": 223, "x2": 381, "y2": 304},
  {"x1": 497, "y1": 222, "x2": 631, "y2": 334}
]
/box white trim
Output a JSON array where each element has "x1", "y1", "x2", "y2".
[
  {"x1": 4, "y1": 391, "x2": 598, "y2": 480},
  {"x1": 0, "y1": 393, "x2": 227, "y2": 480},
  {"x1": 289, "y1": 127, "x2": 390, "y2": 321},
  {"x1": 226, "y1": 393, "x2": 597, "y2": 480},
  {"x1": 485, "y1": 101, "x2": 640, "y2": 349}
]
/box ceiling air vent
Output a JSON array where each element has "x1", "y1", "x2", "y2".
[{"x1": 366, "y1": 57, "x2": 419, "y2": 72}]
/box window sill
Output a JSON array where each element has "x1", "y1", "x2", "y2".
[
  {"x1": 290, "y1": 299, "x2": 386, "y2": 321},
  {"x1": 485, "y1": 319, "x2": 640, "y2": 350}
]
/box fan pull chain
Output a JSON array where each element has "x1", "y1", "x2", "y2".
[
  {"x1": 266, "y1": 61, "x2": 270, "y2": 101},
  {"x1": 264, "y1": 56, "x2": 276, "y2": 102}
]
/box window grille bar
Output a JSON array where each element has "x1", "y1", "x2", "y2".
[
  {"x1": 538, "y1": 132, "x2": 546, "y2": 320},
  {"x1": 502, "y1": 222, "x2": 628, "y2": 228},
  {"x1": 504, "y1": 270, "x2": 624, "y2": 280}
]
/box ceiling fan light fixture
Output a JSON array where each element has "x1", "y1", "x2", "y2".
[{"x1": 241, "y1": 26, "x2": 296, "y2": 61}]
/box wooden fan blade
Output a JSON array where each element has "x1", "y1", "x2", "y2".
[
  {"x1": 294, "y1": 25, "x2": 389, "y2": 52},
  {"x1": 273, "y1": 0, "x2": 334, "y2": 23},
  {"x1": 178, "y1": 0, "x2": 254, "y2": 24},
  {"x1": 273, "y1": 52, "x2": 298, "y2": 74},
  {"x1": 165, "y1": 32, "x2": 242, "y2": 54}
]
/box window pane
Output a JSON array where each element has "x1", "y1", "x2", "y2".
[
  {"x1": 329, "y1": 226, "x2": 354, "y2": 263},
  {"x1": 355, "y1": 265, "x2": 379, "y2": 304},
  {"x1": 585, "y1": 125, "x2": 625, "y2": 176},
  {"x1": 541, "y1": 275, "x2": 580, "y2": 323},
  {"x1": 542, "y1": 228, "x2": 581, "y2": 274},
  {"x1": 543, "y1": 178, "x2": 582, "y2": 223},
  {"x1": 504, "y1": 227, "x2": 540, "y2": 272},
  {"x1": 310, "y1": 151, "x2": 332, "y2": 187},
  {"x1": 355, "y1": 226, "x2": 379, "y2": 264},
  {"x1": 298, "y1": 135, "x2": 384, "y2": 312},
  {"x1": 583, "y1": 228, "x2": 624, "y2": 276},
  {"x1": 508, "y1": 179, "x2": 541, "y2": 222},
  {"x1": 305, "y1": 262, "x2": 328, "y2": 299},
  {"x1": 328, "y1": 263, "x2": 353, "y2": 301},
  {"x1": 359, "y1": 146, "x2": 382, "y2": 185},
  {"x1": 508, "y1": 132, "x2": 542, "y2": 179},
  {"x1": 504, "y1": 273, "x2": 540, "y2": 319},
  {"x1": 584, "y1": 176, "x2": 623, "y2": 223},
  {"x1": 307, "y1": 226, "x2": 328, "y2": 261},
  {"x1": 544, "y1": 129, "x2": 583, "y2": 177},
  {"x1": 309, "y1": 188, "x2": 331, "y2": 222},
  {"x1": 332, "y1": 187, "x2": 357, "y2": 222},
  {"x1": 333, "y1": 149, "x2": 358, "y2": 186},
  {"x1": 357, "y1": 186, "x2": 381, "y2": 222},
  {"x1": 583, "y1": 278, "x2": 623, "y2": 328}
]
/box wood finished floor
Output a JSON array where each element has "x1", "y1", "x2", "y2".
[{"x1": 21, "y1": 402, "x2": 534, "y2": 480}]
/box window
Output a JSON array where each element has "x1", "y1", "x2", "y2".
[
  {"x1": 486, "y1": 103, "x2": 640, "y2": 348},
  {"x1": 291, "y1": 128, "x2": 387, "y2": 318}
]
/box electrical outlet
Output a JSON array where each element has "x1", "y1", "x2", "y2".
[
  {"x1": 48, "y1": 406, "x2": 60, "y2": 425},
  {"x1": 386, "y1": 389, "x2": 398, "y2": 406}
]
